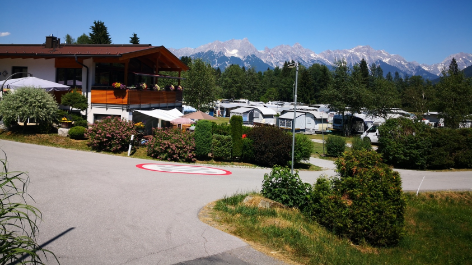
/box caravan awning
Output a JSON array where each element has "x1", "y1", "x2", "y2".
[{"x1": 134, "y1": 108, "x2": 183, "y2": 121}]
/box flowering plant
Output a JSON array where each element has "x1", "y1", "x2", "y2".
[
  {"x1": 153, "y1": 84, "x2": 160, "y2": 91},
  {"x1": 242, "y1": 134, "x2": 247, "y2": 139},
  {"x1": 168, "y1": 85, "x2": 175, "y2": 91},
  {"x1": 120, "y1": 84, "x2": 127, "y2": 90},
  {"x1": 112, "y1": 82, "x2": 121, "y2": 89},
  {"x1": 61, "y1": 117, "x2": 72, "y2": 123},
  {"x1": 134, "y1": 122, "x2": 145, "y2": 129},
  {"x1": 139, "y1": 83, "x2": 147, "y2": 90},
  {"x1": 176, "y1": 85, "x2": 183, "y2": 91}
]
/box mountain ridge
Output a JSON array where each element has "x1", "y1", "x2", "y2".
[{"x1": 169, "y1": 39, "x2": 472, "y2": 80}]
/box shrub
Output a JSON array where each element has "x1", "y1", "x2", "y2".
[
  {"x1": 454, "y1": 129, "x2": 472, "y2": 168},
  {"x1": 261, "y1": 166, "x2": 312, "y2": 210},
  {"x1": 212, "y1": 134, "x2": 232, "y2": 161},
  {"x1": 230, "y1": 115, "x2": 243, "y2": 158},
  {"x1": 194, "y1": 120, "x2": 213, "y2": 159},
  {"x1": 0, "y1": 86, "x2": 58, "y2": 130},
  {"x1": 61, "y1": 89, "x2": 88, "y2": 111},
  {"x1": 146, "y1": 128, "x2": 196, "y2": 162},
  {"x1": 212, "y1": 122, "x2": 231, "y2": 136},
  {"x1": 294, "y1": 133, "x2": 314, "y2": 163},
  {"x1": 308, "y1": 150, "x2": 406, "y2": 246},
  {"x1": 351, "y1": 136, "x2": 372, "y2": 151},
  {"x1": 74, "y1": 120, "x2": 88, "y2": 127},
  {"x1": 378, "y1": 118, "x2": 431, "y2": 169},
  {"x1": 241, "y1": 137, "x2": 255, "y2": 163},
  {"x1": 1, "y1": 151, "x2": 57, "y2": 264},
  {"x1": 326, "y1": 135, "x2": 346, "y2": 157},
  {"x1": 69, "y1": 126, "x2": 86, "y2": 140},
  {"x1": 246, "y1": 126, "x2": 291, "y2": 167},
  {"x1": 86, "y1": 116, "x2": 136, "y2": 152}
]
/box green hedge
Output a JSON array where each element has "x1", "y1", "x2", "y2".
[
  {"x1": 326, "y1": 135, "x2": 346, "y2": 157},
  {"x1": 246, "y1": 126, "x2": 291, "y2": 167},
  {"x1": 230, "y1": 115, "x2": 243, "y2": 158},
  {"x1": 68, "y1": 126, "x2": 86, "y2": 140},
  {"x1": 378, "y1": 118, "x2": 472, "y2": 169},
  {"x1": 212, "y1": 134, "x2": 232, "y2": 161},
  {"x1": 194, "y1": 120, "x2": 213, "y2": 159}
]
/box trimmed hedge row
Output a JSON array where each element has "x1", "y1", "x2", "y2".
[{"x1": 378, "y1": 118, "x2": 472, "y2": 169}]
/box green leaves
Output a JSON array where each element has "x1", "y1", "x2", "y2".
[
  {"x1": 1, "y1": 151, "x2": 58, "y2": 264},
  {"x1": 261, "y1": 166, "x2": 312, "y2": 210},
  {"x1": 0, "y1": 87, "x2": 58, "y2": 128}
]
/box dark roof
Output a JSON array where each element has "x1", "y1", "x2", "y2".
[{"x1": 0, "y1": 44, "x2": 189, "y2": 71}]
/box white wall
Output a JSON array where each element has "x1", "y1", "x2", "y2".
[{"x1": 0, "y1": 58, "x2": 55, "y2": 82}]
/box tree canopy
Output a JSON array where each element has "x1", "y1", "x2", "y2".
[
  {"x1": 89, "y1": 20, "x2": 112, "y2": 44},
  {"x1": 129, "y1": 33, "x2": 139, "y2": 44}
]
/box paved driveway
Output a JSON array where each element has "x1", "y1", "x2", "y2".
[{"x1": 1, "y1": 140, "x2": 470, "y2": 264}]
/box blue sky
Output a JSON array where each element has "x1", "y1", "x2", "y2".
[{"x1": 2, "y1": 0, "x2": 471, "y2": 65}]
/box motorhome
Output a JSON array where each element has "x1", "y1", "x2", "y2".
[{"x1": 360, "y1": 121, "x2": 383, "y2": 144}]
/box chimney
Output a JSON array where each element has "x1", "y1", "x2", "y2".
[{"x1": 45, "y1": 35, "x2": 58, "y2": 48}]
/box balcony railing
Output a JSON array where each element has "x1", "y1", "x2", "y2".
[{"x1": 91, "y1": 87, "x2": 182, "y2": 109}]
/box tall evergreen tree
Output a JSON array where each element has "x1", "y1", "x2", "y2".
[
  {"x1": 129, "y1": 33, "x2": 139, "y2": 44},
  {"x1": 436, "y1": 58, "x2": 472, "y2": 128},
  {"x1": 89, "y1": 20, "x2": 112, "y2": 44},
  {"x1": 359, "y1": 58, "x2": 370, "y2": 87}
]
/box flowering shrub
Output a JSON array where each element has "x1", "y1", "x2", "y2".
[
  {"x1": 86, "y1": 116, "x2": 136, "y2": 153},
  {"x1": 146, "y1": 128, "x2": 196, "y2": 162}
]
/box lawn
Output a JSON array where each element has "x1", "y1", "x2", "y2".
[{"x1": 203, "y1": 191, "x2": 472, "y2": 265}]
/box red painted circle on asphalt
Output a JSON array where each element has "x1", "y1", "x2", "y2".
[{"x1": 136, "y1": 163, "x2": 232, "y2": 175}]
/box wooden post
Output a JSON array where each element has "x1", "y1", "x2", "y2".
[{"x1": 178, "y1": 71, "x2": 181, "y2": 86}]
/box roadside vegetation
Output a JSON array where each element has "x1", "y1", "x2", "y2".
[
  {"x1": 205, "y1": 191, "x2": 472, "y2": 265},
  {"x1": 1, "y1": 151, "x2": 58, "y2": 264},
  {"x1": 203, "y1": 150, "x2": 472, "y2": 264}
]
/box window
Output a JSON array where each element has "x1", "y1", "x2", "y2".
[
  {"x1": 56, "y1": 68, "x2": 82, "y2": 88},
  {"x1": 11, "y1": 66, "x2": 28, "y2": 78},
  {"x1": 280, "y1": 119, "x2": 286, "y2": 127},
  {"x1": 286, "y1": 120, "x2": 292, "y2": 128}
]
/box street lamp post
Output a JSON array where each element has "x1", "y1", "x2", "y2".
[{"x1": 288, "y1": 62, "x2": 299, "y2": 174}]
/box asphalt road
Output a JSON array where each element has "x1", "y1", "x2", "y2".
[{"x1": 1, "y1": 140, "x2": 471, "y2": 264}]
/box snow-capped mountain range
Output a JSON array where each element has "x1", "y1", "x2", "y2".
[{"x1": 169, "y1": 38, "x2": 472, "y2": 80}]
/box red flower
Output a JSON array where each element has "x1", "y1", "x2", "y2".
[{"x1": 242, "y1": 134, "x2": 247, "y2": 139}]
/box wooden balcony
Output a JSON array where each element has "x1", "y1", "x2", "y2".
[{"x1": 91, "y1": 87, "x2": 182, "y2": 110}]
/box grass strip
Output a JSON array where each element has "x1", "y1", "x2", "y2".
[{"x1": 201, "y1": 191, "x2": 472, "y2": 265}]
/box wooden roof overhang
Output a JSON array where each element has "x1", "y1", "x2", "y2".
[{"x1": 0, "y1": 44, "x2": 189, "y2": 72}]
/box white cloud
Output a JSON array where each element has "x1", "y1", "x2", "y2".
[{"x1": 0, "y1": 32, "x2": 11, "y2": 37}]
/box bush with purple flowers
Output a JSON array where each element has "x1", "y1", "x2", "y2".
[
  {"x1": 86, "y1": 116, "x2": 136, "y2": 153},
  {"x1": 146, "y1": 128, "x2": 196, "y2": 162}
]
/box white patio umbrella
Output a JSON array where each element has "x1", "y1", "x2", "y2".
[{"x1": 1, "y1": 77, "x2": 70, "y2": 92}]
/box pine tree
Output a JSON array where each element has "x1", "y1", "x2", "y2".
[
  {"x1": 129, "y1": 33, "x2": 139, "y2": 44},
  {"x1": 359, "y1": 58, "x2": 370, "y2": 87},
  {"x1": 89, "y1": 20, "x2": 112, "y2": 44}
]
